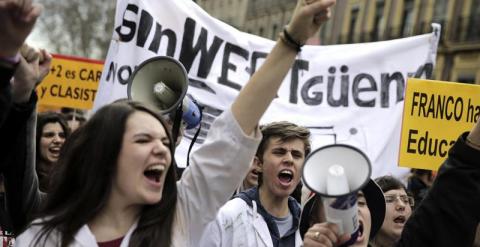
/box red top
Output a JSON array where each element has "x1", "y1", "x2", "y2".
[{"x1": 98, "y1": 237, "x2": 124, "y2": 247}]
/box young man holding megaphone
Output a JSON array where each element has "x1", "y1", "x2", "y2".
[
  {"x1": 198, "y1": 0, "x2": 336, "y2": 246},
  {"x1": 301, "y1": 117, "x2": 480, "y2": 246}
]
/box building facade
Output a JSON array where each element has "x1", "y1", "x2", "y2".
[{"x1": 197, "y1": 0, "x2": 480, "y2": 83}]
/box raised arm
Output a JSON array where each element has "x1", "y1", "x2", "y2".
[
  {"x1": 2, "y1": 44, "x2": 51, "y2": 234},
  {"x1": 231, "y1": 0, "x2": 335, "y2": 135}
]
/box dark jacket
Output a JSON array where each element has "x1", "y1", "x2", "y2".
[
  {"x1": 1, "y1": 65, "x2": 44, "y2": 235},
  {"x1": 397, "y1": 133, "x2": 480, "y2": 247}
]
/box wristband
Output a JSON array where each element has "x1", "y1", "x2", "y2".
[{"x1": 282, "y1": 27, "x2": 303, "y2": 52}]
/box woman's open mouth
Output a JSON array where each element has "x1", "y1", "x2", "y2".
[{"x1": 144, "y1": 164, "x2": 165, "y2": 183}]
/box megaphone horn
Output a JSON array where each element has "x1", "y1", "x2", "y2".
[
  {"x1": 127, "y1": 56, "x2": 188, "y2": 114},
  {"x1": 302, "y1": 144, "x2": 372, "y2": 244},
  {"x1": 127, "y1": 56, "x2": 201, "y2": 129}
]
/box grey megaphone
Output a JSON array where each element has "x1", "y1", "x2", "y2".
[
  {"x1": 302, "y1": 144, "x2": 371, "y2": 245},
  {"x1": 127, "y1": 56, "x2": 201, "y2": 129}
]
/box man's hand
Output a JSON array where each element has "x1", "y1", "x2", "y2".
[
  {"x1": 12, "y1": 44, "x2": 52, "y2": 103},
  {"x1": 287, "y1": 0, "x2": 335, "y2": 45},
  {"x1": 303, "y1": 222, "x2": 350, "y2": 247},
  {"x1": 0, "y1": 0, "x2": 42, "y2": 57}
]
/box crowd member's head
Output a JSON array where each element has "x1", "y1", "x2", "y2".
[
  {"x1": 35, "y1": 111, "x2": 70, "y2": 192},
  {"x1": 301, "y1": 179, "x2": 386, "y2": 247},
  {"x1": 255, "y1": 121, "x2": 311, "y2": 200},
  {"x1": 33, "y1": 101, "x2": 178, "y2": 246},
  {"x1": 61, "y1": 107, "x2": 87, "y2": 132},
  {"x1": 407, "y1": 168, "x2": 434, "y2": 208},
  {"x1": 372, "y1": 175, "x2": 413, "y2": 247},
  {"x1": 237, "y1": 159, "x2": 260, "y2": 192}
]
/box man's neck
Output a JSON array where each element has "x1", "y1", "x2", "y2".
[{"x1": 258, "y1": 186, "x2": 290, "y2": 218}]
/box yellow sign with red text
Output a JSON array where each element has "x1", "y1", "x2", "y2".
[
  {"x1": 36, "y1": 54, "x2": 103, "y2": 109},
  {"x1": 399, "y1": 78, "x2": 480, "y2": 170}
]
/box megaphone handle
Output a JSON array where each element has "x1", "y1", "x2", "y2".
[{"x1": 186, "y1": 105, "x2": 203, "y2": 167}]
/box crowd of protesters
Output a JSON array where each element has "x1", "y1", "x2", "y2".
[{"x1": 1, "y1": 0, "x2": 480, "y2": 246}]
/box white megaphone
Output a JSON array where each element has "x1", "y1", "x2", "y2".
[
  {"x1": 127, "y1": 56, "x2": 201, "y2": 129},
  {"x1": 302, "y1": 144, "x2": 371, "y2": 245}
]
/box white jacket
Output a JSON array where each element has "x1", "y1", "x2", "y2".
[
  {"x1": 199, "y1": 197, "x2": 303, "y2": 247},
  {"x1": 15, "y1": 109, "x2": 261, "y2": 247}
]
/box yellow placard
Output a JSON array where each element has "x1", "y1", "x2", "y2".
[
  {"x1": 399, "y1": 78, "x2": 480, "y2": 170},
  {"x1": 36, "y1": 54, "x2": 104, "y2": 110}
]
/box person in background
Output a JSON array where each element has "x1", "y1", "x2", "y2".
[
  {"x1": 61, "y1": 107, "x2": 87, "y2": 132},
  {"x1": 301, "y1": 179, "x2": 386, "y2": 247},
  {"x1": 35, "y1": 112, "x2": 70, "y2": 192},
  {"x1": 370, "y1": 176, "x2": 413, "y2": 247},
  {"x1": 234, "y1": 159, "x2": 261, "y2": 194},
  {"x1": 406, "y1": 169, "x2": 434, "y2": 209},
  {"x1": 16, "y1": 0, "x2": 336, "y2": 245}
]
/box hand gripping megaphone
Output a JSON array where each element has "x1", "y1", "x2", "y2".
[
  {"x1": 127, "y1": 56, "x2": 201, "y2": 130},
  {"x1": 302, "y1": 144, "x2": 371, "y2": 245}
]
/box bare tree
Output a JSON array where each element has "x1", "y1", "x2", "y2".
[{"x1": 36, "y1": 0, "x2": 116, "y2": 59}]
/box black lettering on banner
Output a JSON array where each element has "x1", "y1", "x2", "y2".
[
  {"x1": 301, "y1": 76, "x2": 323, "y2": 105},
  {"x1": 179, "y1": 18, "x2": 224, "y2": 78},
  {"x1": 407, "y1": 129, "x2": 418, "y2": 154},
  {"x1": 49, "y1": 84, "x2": 98, "y2": 101},
  {"x1": 380, "y1": 72, "x2": 404, "y2": 108},
  {"x1": 410, "y1": 92, "x2": 419, "y2": 116},
  {"x1": 352, "y1": 73, "x2": 377, "y2": 107},
  {"x1": 438, "y1": 139, "x2": 448, "y2": 157},
  {"x1": 137, "y1": 10, "x2": 154, "y2": 48},
  {"x1": 218, "y1": 42, "x2": 249, "y2": 91},
  {"x1": 39, "y1": 86, "x2": 47, "y2": 99},
  {"x1": 410, "y1": 93, "x2": 466, "y2": 121},
  {"x1": 111, "y1": 7, "x2": 436, "y2": 110},
  {"x1": 435, "y1": 94, "x2": 445, "y2": 119},
  {"x1": 290, "y1": 59, "x2": 309, "y2": 103},
  {"x1": 106, "y1": 61, "x2": 116, "y2": 83},
  {"x1": 55, "y1": 65, "x2": 62, "y2": 78},
  {"x1": 148, "y1": 23, "x2": 177, "y2": 56},
  {"x1": 413, "y1": 63, "x2": 433, "y2": 79},
  {"x1": 466, "y1": 98, "x2": 480, "y2": 123},
  {"x1": 445, "y1": 96, "x2": 453, "y2": 120},
  {"x1": 454, "y1": 97, "x2": 463, "y2": 121},
  {"x1": 115, "y1": 4, "x2": 139, "y2": 42},
  {"x1": 406, "y1": 129, "x2": 454, "y2": 157},
  {"x1": 65, "y1": 70, "x2": 76, "y2": 79},
  {"x1": 50, "y1": 84, "x2": 58, "y2": 97},
  {"x1": 118, "y1": 65, "x2": 132, "y2": 85},
  {"x1": 327, "y1": 66, "x2": 348, "y2": 107},
  {"x1": 77, "y1": 69, "x2": 101, "y2": 82},
  {"x1": 419, "y1": 93, "x2": 427, "y2": 117}
]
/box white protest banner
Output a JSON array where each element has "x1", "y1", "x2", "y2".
[{"x1": 94, "y1": 0, "x2": 440, "y2": 179}]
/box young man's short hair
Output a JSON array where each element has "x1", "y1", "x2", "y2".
[{"x1": 255, "y1": 121, "x2": 311, "y2": 161}]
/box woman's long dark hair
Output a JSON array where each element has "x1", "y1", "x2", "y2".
[{"x1": 32, "y1": 101, "x2": 178, "y2": 247}]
